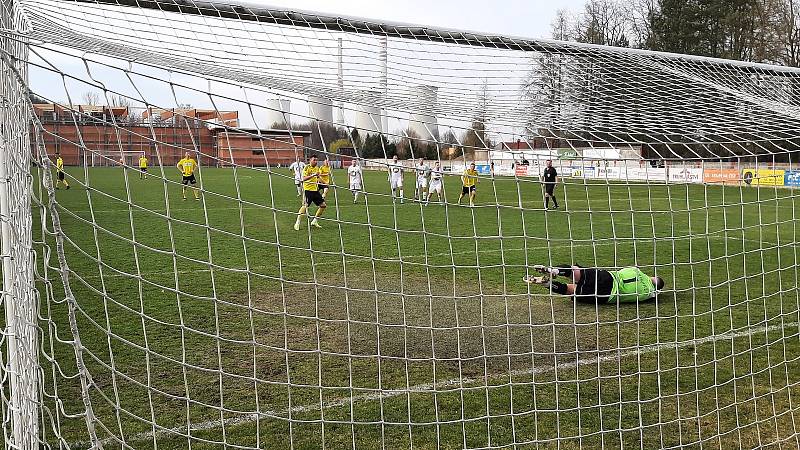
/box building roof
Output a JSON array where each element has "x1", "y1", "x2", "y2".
[
  {"x1": 33, "y1": 102, "x2": 130, "y2": 118},
  {"x1": 33, "y1": 103, "x2": 57, "y2": 112},
  {"x1": 211, "y1": 127, "x2": 312, "y2": 136},
  {"x1": 497, "y1": 141, "x2": 534, "y2": 150}
]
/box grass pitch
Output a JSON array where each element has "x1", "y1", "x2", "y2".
[{"x1": 32, "y1": 166, "x2": 800, "y2": 449}]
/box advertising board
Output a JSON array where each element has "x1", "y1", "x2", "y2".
[
  {"x1": 703, "y1": 169, "x2": 739, "y2": 185},
  {"x1": 596, "y1": 167, "x2": 621, "y2": 180},
  {"x1": 785, "y1": 170, "x2": 800, "y2": 187},
  {"x1": 742, "y1": 169, "x2": 785, "y2": 186},
  {"x1": 623, "y1": 168, "x2": 667, "y2": 181},
  {"x1": 668, "y1": 167, "x2": 703, "y2": 183}
]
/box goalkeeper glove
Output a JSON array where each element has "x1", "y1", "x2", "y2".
[
  {"x1": 523, "y1": 274, "x2": 550, "y2": 285},
  {"x1": 532, "y1": 265, "x2": 560, "y2": 277}
]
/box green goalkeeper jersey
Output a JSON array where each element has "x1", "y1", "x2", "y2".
[{"x1": 610, "y1": 267, "x2": 656, "y2": 303}]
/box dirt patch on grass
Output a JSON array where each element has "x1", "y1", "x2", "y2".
[{"x1": 199, "y1": 270, "x2": 683, "y2": 382}]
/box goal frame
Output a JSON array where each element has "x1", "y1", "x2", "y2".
[
  {"x1": 9, "y1": 0, "x2": 800, "y2": 448},
  {"x1": 1, "y1": 0, "x2": 39, "y2": 448},
  {"x1": 87, "y1": 150, "x2": 148, "y2": 167}
]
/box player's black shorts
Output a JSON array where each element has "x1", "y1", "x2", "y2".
[
  {"x1": 462, "y1": 185, "x2": 476, "y2": 195},
  {"x1": 318, "y1": 183, "x2": 328, "y2": 191},
  {"x1": 544, "y1": 183, "x2": 555, "y2": 195},
  {"x1": 304, "y1": 189, "x2": 325, "y2": 206},
  {"x1": 57, "y1": 171, "x2": 65, "y2": 181},
  {"x1": 140, "y1": 167, "x2": 147, "y2": 172},
  {"x1": 575, "y1": 268, "x2": 614, "y2": 304},
  {"x1": 182, "y1": 174, "x2": 197, "y2": 185}
]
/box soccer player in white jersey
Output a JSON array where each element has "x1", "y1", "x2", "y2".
[
  {"x1": 288, "y1": 156, "x2": 306, "y2": 197},
  {"x1": 414, "y1": 157, "x2": 429, "y2": 202},
  {"x1": 348, "y1": 159, "x2": 364, "y2": 204},
  {"x1": 427, "y1": 160, "x2": 444, "y2": 204},
  {"x1": 388, "y1": 154, "x2": 404, "y2": 203}
]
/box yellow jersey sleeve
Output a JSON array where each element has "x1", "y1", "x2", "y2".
[{"x1": 302, "y1": 165, "x2": 319, "y2": 191}]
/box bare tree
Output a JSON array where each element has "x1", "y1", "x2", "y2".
[
  {"x1": 628, "y1": 0, "x2": 658, "y2": 48},
  {"x1": 577, "y1": 0, "x2": 631, "y2": 47},
  {"x1": 463, "y1": 80, "x2": 493, "y2": 158},
  {"x1": 775, "y1": 0, "x2": 800, "y2": 66},
  {"x1": 395, "y1": 128, "x2": 420, "y2": 160},
  {"x1": 551, "y1": 9, "x2": 576, "y2": 41},
  {"x1": 291, "y1": 121, "x2": 347, "y2": 152},
  {"x1": 554, "y1": 0, "x2": 794, "y2": 63},
  {"x1": 109, "y1": 94, "x2": 131, "y2": 107},
  {"x1": 81, "y1": 91, "x2": 100, "y2": 105}
]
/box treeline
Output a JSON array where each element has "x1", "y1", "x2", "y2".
[
  {"x1": 289, "y1": 121, "x2": 491, "y2": 161},
  {"x1": 287, "y1": 80, "x2": 494, "y2": 161},
  {"x1": 534, "y1": 0, "x2": 800, "y2": 162},
  {"x1": 553, "y1": 0, "x2": 800, "y2": 66}
]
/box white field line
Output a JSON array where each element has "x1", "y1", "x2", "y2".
[
  {"x1": 75, "y1": 320, "x2": 800, "y2": 448},
  {"x1": 66, "y1": 235, "x2": 775, "y2": 282},
  {"x1": 49, "y1": 194, "x2": 800, "y2": 214}
]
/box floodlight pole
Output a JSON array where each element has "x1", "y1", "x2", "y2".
[{"x1": 0, "y1": 0, "x2": 39, "y2": 448}]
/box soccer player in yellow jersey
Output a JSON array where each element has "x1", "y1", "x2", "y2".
[
  {"x1": 458, "y1": 162, "x2": 478, "y2": 206},
  {"x1": 318, "y1": 157, "x2": 332, "y2": 199},
  {"x1": 138, "y1": 153, "x2": 148, "y2": 179},
  {"x1": 294, "y1": 155, "x2": 326, "y2": 230},
  {"x1": 55, "y1": 154, "x2": 70, "y2": 189},
  {"x1": 177, "y1": 151, "x2": 200, "y2": 200}
]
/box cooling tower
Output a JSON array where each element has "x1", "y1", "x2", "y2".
[
  {"x1": 408, "y1": 85, "x2": 438, "y2": 141},
  {"x1": 354, "y1": 105, "x2": 384, "y2": 136},
  {"x1": 353, "y1": 91, "x2": 384, "y2": 136},
  {"x1": 308, "y1": 96, "x2": 333, "y2": 123},
  {"x1": 265, "y1": 97, "x2": 291, "y2": 128}
]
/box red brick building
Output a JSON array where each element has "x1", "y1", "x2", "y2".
[
  {"x1": 32, "y1": 104, "x2": 308, "y2": 167},
  {"x1": 215, "y1": 128, "x2": 311, "y2": 167}
]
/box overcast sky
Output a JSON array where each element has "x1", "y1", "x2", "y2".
[{"x1": 243, "y1": 0, "x2": 586, "y2": 39}]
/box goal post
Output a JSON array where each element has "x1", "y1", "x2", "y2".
[
  {"x1": 88, "y1": 151, "x2": 145, "y2": 167},
  {"x1": 0, "y1": 0, "x2": 39, "y2": 448},
  {"x1": 8, "y1": 0, "x2": 800, "y2": 448}
]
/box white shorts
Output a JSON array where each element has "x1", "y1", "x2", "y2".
[
  {"x1": 429, "y1": 180, "x2": 443, "y2": 193},
  {"x1": 294, "y1": 178, "x2": 301, "y2": 186},
  {"x1": 416, "y1": 178, "x2": 428, "y2": 189},
  {"x1": 350, "y1": 182, "x2": 362, "y2": 191},
  {"x1": 390, "y1": 178, "x2": 403, "y2": 190}
]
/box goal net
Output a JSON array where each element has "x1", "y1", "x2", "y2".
[{"x1": 4, "y1": 0, "x2": 800, "y2": 448}]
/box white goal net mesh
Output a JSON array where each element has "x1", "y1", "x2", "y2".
[{"x1": 2, "y1": 0, "x2": 800, "y2": 448}]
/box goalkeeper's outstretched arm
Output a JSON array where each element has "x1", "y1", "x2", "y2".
[{"x1": 524, "y1": 264, "x2": 578, "y2": 295}]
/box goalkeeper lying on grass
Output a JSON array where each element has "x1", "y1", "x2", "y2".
[{"x1": 525, "y1": 264, "x2": 665, "y2": 304}]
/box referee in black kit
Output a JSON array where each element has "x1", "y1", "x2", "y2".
[{"x1": 541, "y1": 160, "x2": 560, "y2": 210}]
